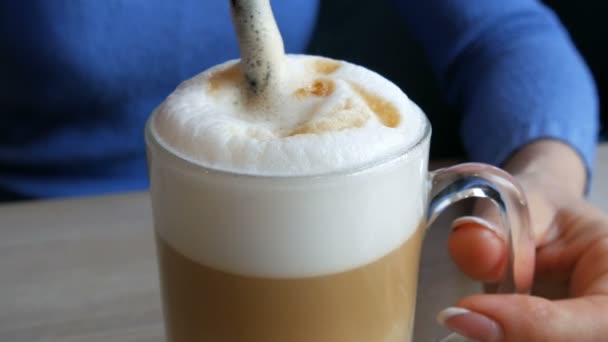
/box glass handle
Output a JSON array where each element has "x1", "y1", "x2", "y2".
[{"x1": 428, "y1": 163, "x2": 536, "y2": 341}]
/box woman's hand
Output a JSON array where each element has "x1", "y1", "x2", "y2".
[{"x1": 443, "y1": 140, "x2": 608, "y2": 342}]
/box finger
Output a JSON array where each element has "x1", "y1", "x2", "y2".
[
  {"x1": 438, "y1": 294, "x2": 608, "y2": 342},
  {"x1": 532, "y1": 203, "x2": 608, "y2": 298},
  {"x1": 448, "y1": 217, "x2": 506, "y2": 283}
]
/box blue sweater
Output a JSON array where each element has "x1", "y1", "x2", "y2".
[{"x1": 0, "y1": 0, "x2": 598, "y2": 199}]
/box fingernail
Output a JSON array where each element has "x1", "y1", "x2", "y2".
[
  {"x1": 437, "y1": 307, "x2": 504, "y2": 342},
  {"x1": 436, "y1": 307, "x2": 471, "y2": 325},
  {"x1": 452, "y1": 216, "x2": 500, "y2": 235}
]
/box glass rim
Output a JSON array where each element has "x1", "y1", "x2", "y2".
[{"x1": 145, "y1": 112, "x2": 431, "y2": 180}]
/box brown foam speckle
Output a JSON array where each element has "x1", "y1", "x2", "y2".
[
  {"x1": 294, "y1": 79, "x2": 335, "y2": 99},
  {"x1": 313, "y1": 59, "x2": 341, "y2": 75},
  {"x1": 288, "y1": 99, "x2": 370, "y2": 136},
  {"x1": 208, "y1": 64, "x2": 242, "y2": 92},
  {"x1": 350, "y1": 83, "x2": 400, "y2": 128}
]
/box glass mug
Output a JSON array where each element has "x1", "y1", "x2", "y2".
[{"x1": 146, "y1": 114, "x2": 534, "y2": 342}]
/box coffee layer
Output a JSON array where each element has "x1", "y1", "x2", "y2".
[{"x1": 157, "y1": 225, "x2": 423, "y2": 342}]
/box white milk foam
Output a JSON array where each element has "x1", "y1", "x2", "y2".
[
  {"x1": 149, "y1": 55, "x2": 429, "y2": 278},
  {"x1": 152, "y1": 55, "x2": 425, "y2": 176}
]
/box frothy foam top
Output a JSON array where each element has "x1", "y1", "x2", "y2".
[
  {"x1": 151, "y1": 55, "x2": 426, "y2": 175},
  {"x1": 149, "y1": 55, "x2": 429, "y2": 277}
]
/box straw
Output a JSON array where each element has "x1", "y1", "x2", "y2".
[{"x1": 230, "y1": 0, "x2": 286, "y2": 106}]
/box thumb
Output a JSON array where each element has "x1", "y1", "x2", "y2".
[
  {"x1": 437, "y1": 294, "x2": 608, "y2": 342},
  {"x1": 448, "y1": 186, "x2": 551, "y2": 284},
  {"x1": 448, "y1": 216, "x2": 506, "y2": 283}
]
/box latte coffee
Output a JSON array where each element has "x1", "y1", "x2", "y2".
[
  {"x1": 146, "y1": 0, "x2": 431, "y2": 340},
  {"x1": 147, "y1": 54, "x2": 430, "y2": 342}
]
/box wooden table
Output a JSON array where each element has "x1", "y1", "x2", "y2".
[{"x1": 2, "y1": 144, "x2": 607, "y2": 342}]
